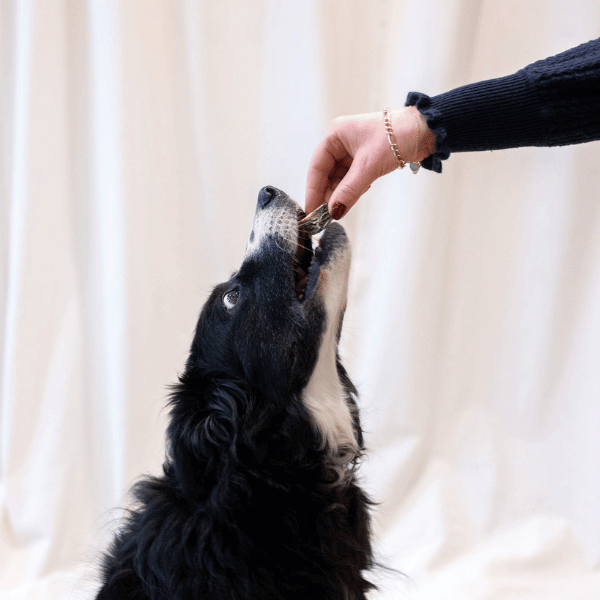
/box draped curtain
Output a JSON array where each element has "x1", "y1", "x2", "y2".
[{"x1": 1, "y1": 1, "x2": 599, "y2": 598}]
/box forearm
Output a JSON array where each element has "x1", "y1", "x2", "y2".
[{"x1": 407, "y1": 37, "x2": 600, "y2": 172}]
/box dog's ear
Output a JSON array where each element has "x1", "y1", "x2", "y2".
[{"x1": 166, "y1": 375, "x2": 241, "y2": 500}]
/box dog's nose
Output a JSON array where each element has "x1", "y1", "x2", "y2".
[{"x1": 257, "y1": 186, "x2": 278, "y2": 209}]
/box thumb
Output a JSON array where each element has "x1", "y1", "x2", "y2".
[{"x1": 327, "y1": 155, "x2": 375, "y2": 220}]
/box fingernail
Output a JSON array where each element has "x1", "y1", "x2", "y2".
[{"x1": 330, "y1": 202, "x2": 347, "y2": 220}]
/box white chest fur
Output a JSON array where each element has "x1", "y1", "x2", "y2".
[{"x1": 301, "y1": 244, "x2": 357, "y2": 457}]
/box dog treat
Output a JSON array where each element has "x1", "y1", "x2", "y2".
[{"x1": 298, "y1": 203, "x2": 332, "y2": 235}]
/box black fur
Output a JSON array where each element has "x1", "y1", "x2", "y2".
[{"x1": 96, "y1": 188, "x2": 374, "y2": 599}]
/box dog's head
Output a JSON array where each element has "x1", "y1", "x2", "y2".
[{"x1": 178, "y1": 186, "x2": 357, "y2": 456}]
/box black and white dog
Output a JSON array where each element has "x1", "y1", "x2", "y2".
[{"x1": 96, "y1": 186, "x2": 374, "y2": 599}]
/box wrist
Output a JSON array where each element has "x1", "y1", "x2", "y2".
[
  {"x1": 411, "y1": 106, "x2": 436, "y2": 161},
  {"x1": 390, "y1": 106, "x2": 436, "y2": 164}
]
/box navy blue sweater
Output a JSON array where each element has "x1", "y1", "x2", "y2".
[{"x1": 406, "y1": 37, "x2": 600, "y2": 172}]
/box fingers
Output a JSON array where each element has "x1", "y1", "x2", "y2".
[
  {"x1": 305, "y1": 139, "x2": 339, "y2": 214},
  {"x1": 327, "y1": 152, "x2": 375, "y2": 220},
  {"x1": 304, "y1": 131, "x2": 352, "y2": 214},
  {"x1": 305, "y1": 114, "x2": 386, "y2": 219}
]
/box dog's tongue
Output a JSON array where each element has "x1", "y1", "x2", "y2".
[{"x1": 295, "y1": 275, "x2": 308, "y2": 294}]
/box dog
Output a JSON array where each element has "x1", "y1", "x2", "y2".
[{"x1": 95, "y1": 186, "x2": 375, "y2": 599}]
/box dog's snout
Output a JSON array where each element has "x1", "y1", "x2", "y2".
[{"x1": 258, "y1": 186, "x2": 278, "y2": 209}]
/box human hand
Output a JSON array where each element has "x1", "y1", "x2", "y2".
[{"x1": 304, "y1": 106, "x2": 435, "y2": 219}]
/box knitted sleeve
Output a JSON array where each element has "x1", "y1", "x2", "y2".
[{"x1": 406, "y1": 37, "x2": 600, "y2": 172}]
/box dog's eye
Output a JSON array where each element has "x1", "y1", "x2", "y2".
[{"x1": 223, "y1": 290, "x2": 239, "y2": 310}]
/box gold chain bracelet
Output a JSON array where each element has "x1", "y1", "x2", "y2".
[{"x1": 383, "y1": 108, "x2": 421, "y2": 174}]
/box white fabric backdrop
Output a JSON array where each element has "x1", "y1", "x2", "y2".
[{"x1": 1, "y1": 1, "x2": 600, "y2": 598}]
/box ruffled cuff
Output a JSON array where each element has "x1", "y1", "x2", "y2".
[{"x1": 405, "y1": 91, "x2": 449, "y2": 173}]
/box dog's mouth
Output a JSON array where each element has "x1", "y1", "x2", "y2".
[
  {"x1": 294, "y1": 210, "x2": 314, "y2": 302},
  {"x1": 247, "y1": 188, "x2": 343, "y2": 304},
  {"x1": 294, "y1": 206, "x2": 340, "y2": 303}
]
